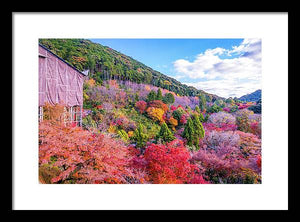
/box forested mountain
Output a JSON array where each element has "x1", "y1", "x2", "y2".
[
  {"x1": 238, "y1": 89, "x2": 261, "y2": 102},
  {"x1": 39, "y1": 38, "x2": 223, "y2": 101}
]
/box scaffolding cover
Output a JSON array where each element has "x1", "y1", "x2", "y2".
[{"x1": 39, "y1": 45, "x2": 84, "y2": 107}]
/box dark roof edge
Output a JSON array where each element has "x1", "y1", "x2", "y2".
[{"x1": 39, "y1": 43, "x2": 87, "y2": 76}]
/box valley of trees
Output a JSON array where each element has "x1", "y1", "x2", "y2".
[{"x1": 39, "y1": 39, "x2": 262, "y2": 184}]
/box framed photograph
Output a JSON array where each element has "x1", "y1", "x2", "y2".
[{"x1": 12, "y1": 12, "x2": 288, "y2": 211}]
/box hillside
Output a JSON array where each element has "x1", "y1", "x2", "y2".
[
  {"x1": 39, "y1": 77, "x2": 262, "y2": 184},
  {"x1": 39, "y1": 38, "x2": 223, "y2": 101},
  {"x1": 238, "y1": 89, "x2": 261, "y2": 102},
  {"x1": 38, "y1": 39, "x2": 262, "y2": 184}
]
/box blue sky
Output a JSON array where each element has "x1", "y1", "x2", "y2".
[{"x1": 89, "y1": 38, "x2": 261, "y2": 98}]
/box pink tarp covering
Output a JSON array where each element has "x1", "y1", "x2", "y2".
[{"x1": 38, "y1": 45, "x2": 84, "y2": 107}]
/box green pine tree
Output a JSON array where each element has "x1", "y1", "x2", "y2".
[
  {"x1": 195, "y1": 105, "x2": 201, "y2": 114},
  {"x1": 192, "y1": 114, "x2": 205, "y2": 140},
  {"x1": 147, "y1": 90, "x2": 157, "y2": 102},
  {"x1": 199, "y1": 112, "x2": 204, "y2": 122},
  {"x1": 156, "y1": 122, "x2": 175, "y2": 143},
  {"x1": 199, "y1": 93, "x2": 207, "y2": 112},
  {"x1": 133, "y1": 124, "x2": 148, "y2": 148},
  {"x1": 182, "y1": 115, "x2": 205, "y2": 150},
  {"x1": 156, "y1": 88, "x2": 163, "y2": 101},
  {"x1": 182, "y1": 118, "x2": 195, "y2": 147},
  {"x1": 162, "y1": 93, "x2": 175, "y2": 104}
]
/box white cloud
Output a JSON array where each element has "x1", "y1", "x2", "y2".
[
  {"x1": 173, "y1": 48, "x2": 223, "y2": 79},
  {"x1": 173, "y1": 38, "x2": 261, "y2": 98},
  {"x1": 184, "y1": 79, "x2": 261, "y2": 98},
  {"x1": 206, "y1": 47, "x2": 227, "y2": 55},
  {"x1": 230, "y1": 38, "x2": 261, "y2": 56}
]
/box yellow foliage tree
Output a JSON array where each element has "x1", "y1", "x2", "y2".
[
  {"x1": 127, "y1": 131, "x2": 134, "y2": 138},
  {"x1": 83, "y1": 91, "x2": 89, "y2": 100},
  {"x1": 144, "y1": 85, "x2": 151, "y2": 91},
  {"x1": 164, "y1": 80, "x2": 171, "y2": 86},
  {"x1": 146, "y1": 107, "x2": 165, "y2": 123},
  {"x1": 86, "y1": 78, "x2": 96, "y2": 87},
  {"x1": 107, "y1": 124, "x2": 117, "y2": 134}
]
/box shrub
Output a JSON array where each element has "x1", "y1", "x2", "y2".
[
  {"x1": 179, "y1": 114, "x2": 187, "y2": 125},
  {"x1": 82, "y1": 115, "x2": 97, "y2": 130},
  {"x1": 85, "y1": 78, "x2": 96, "y2": 88},
  {"x1": 215, "y1": 99, "x2": 225, "y2": 108},
  {"x1": 114, "y1": 114, "x2": 131, "y2": 130},
  {"x1": 207, "y1": 104, "x2": 222, "y2": 113},
  {"x1": 236, "y1": 131, "x2": 261, "y2": 161},
  {"x1": 225, "y1": 98, "x2": 234, "y2": 104},
  {"x1": 173, "y1": 96, "x2": 192, "y2": 108},
  {"x1": 203, "y1": 123, "x2": 237, "y2": 132},
  {"x1": 143, "y1": 139, "x2": 209, "y2": 184},
  {"x1": 236, "y1": 114, "x2": 251, "y2": 133},
  {"x1": 168, "y1": 116, "x2": 178, "y2": 131},
  {"x1": 148, "y1": 100, "x2": 169, "y2": 113},
  {"x1": 207, "y1": 111, "x2": 236, "y2": 127},
  {"x1": 248, "y1": 113, "x2": 262, "y2": 123},
  {"x1": 256, "y1": 155, "x2": 261, "y2": 169},
  {"x1": 39, "y1": 121, "x2": 145, "y2": 184},
  {"x1": 202, "y1": 131, "x2": 240, "y2": 151},
  {"x1": 235, "y1": 109, "x2": 254, "y2": 118},
  {"x1": 135, "y1": 100, "x2": 147, "y2": 113},
  {"x1": 123, "y1": 108, "x2": 160, "y2": 139},
  {"x1": 250, "y1": 121, "x2": 261, "y2": 138},
  {"x1": 223, "y1": 107, "x2": 230, "y2": 113},
  {"x1": 172, "y1": 107, "x2": 185, "y2": 122},
  {"x1": 238, "y1": 103, "x2": 249, "y2": 109},
  {"x1": 107, "y1": 124, "x2": 117, "y2": 134},
  {"x1": 170, "y1": 105, "x2": 177, "y2": 111},
  {"x1": 230, "y1": 105, "x2": 239, "y2": 113},
  {"x1": 127, "y1": 131, "x2": 134, "y2": 138},
  {"x1": 117, "y1": 129, "x2": 129, "y2": 142},
  {"x1": 191, "y1": 147, "x2": 261, "y2": 184}
]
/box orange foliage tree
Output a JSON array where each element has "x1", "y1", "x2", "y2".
[
  {"x1": 39, "y1": 121, "x2": 146, "y2": 184},
  {"x1": 85, "y1": 78, "x2": 96, "y2": 88},
  {"x1": 135, "y1": 100, "x2": 147, "y2": 114},
  {"x1": 107, "y1": 80, "x2": 119, "y2": 88},
  {"x1": 148, "y1": 100, "x2": 169, "y2": 112},
  {"x1": 168, "y1": 116, "x2": 178, "y2": 131}
]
